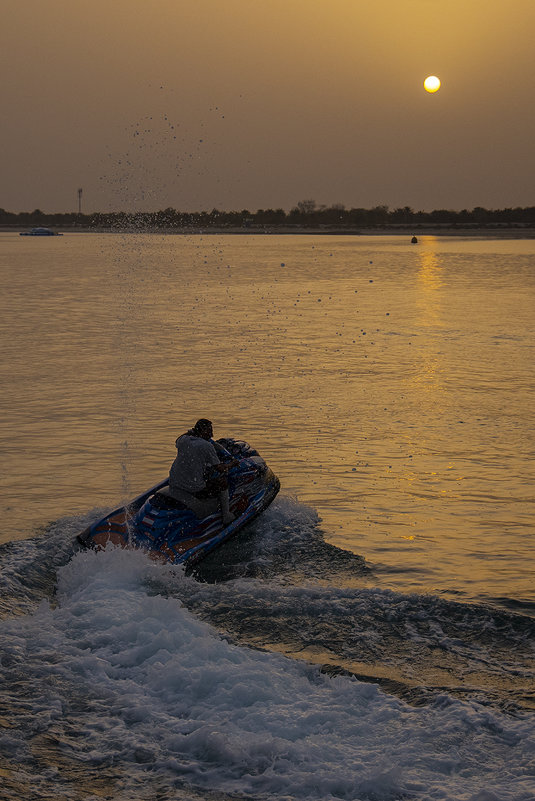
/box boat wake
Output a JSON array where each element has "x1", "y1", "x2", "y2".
[{"x1": 0, "y1": 497, "x2": 533, "y2": 801}]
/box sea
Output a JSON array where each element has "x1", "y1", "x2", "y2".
[{"x1": 0, "y1": 231, "x2": 534, "y2": 801}]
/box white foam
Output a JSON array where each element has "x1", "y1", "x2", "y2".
[{"x1": 0, "y1": 545, "x2": 533, "y2": 800}]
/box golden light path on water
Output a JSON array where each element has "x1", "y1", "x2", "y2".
[{"x1": 1, "y1": 232, "x2": 534, "y2": 608}]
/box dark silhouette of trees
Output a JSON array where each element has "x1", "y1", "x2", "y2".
[{"x1": 2, "y1": 202, "x2": 535, "y2": 231}]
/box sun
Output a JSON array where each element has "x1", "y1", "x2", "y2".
[{"x1": 424, "y1": 75, "x2": 441, "y2": 93}]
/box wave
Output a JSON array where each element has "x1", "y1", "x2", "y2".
[{"x1": 0, "y1": 499, "x2": 534, "y2": 800}]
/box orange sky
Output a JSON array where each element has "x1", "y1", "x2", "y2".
[{"x1": 2, "y1": 0, "x2": 534, "y2": 213}]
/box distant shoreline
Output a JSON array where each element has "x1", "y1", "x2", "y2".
[{"x1": 3, "y1": 224, "x2": 535, "y2": 238}]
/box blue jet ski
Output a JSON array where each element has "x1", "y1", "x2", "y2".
[{"x1": 77, "y1": 438, "x2": 280, "y2": 566}]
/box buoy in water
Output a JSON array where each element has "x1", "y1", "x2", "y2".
[{"x1": 411, "y1": 235, "x2": 418, "y2": 244}]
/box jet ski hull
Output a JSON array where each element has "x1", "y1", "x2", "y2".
[{"x1": 77, "y1": 439, "x2": 280, "y2": 566}]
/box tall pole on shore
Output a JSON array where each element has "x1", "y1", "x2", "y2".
[{"x1": 78, "y1": 188, "x2": 83, "y2": 215}]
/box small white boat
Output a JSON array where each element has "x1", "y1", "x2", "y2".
[{"x1": 20, "y1": 227, "x2": 63, "y2": 236}]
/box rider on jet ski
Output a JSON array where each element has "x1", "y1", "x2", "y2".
[{"x1": 168, "y1": 419, "x2": 238, "y2": 525}]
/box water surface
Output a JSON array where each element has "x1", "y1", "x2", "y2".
[
  {"x1": 1, "y1": 232, "x2": 534, "y2": 608},
  {"x1": 0, "y1": 232, "x2": 534, "y2": 801}
]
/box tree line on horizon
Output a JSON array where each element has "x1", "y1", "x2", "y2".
[{"x1": 2, "y1": 200, "x2": 535, "y2": 229}]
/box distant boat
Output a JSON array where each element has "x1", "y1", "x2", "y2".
[
  {"x1": 411, "y1": 235, "x2": 418, "y2": 244},
  {"x1": 20, "y1": 227, "x2": 62, "y2": 236}
]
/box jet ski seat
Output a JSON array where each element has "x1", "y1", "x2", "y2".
[
  {"x1": 150, "y1": 485, "x2": 220, "y2": 520},
  {"x1": 149, "y1": 486, "x2": 188, "y2": 510}
]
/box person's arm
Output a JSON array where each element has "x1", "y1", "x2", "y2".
[
  {"x1": 212, "y1": 460, "x2": 239, "y2": 473},
  {"x1": 201, "y1": 442, "x2": 238, "y2": 483},
  {"x1": 211, "y1": 439, "x2": 239, "y2": 468}
]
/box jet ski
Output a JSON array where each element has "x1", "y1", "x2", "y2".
[{"x1": 77, "y1": 438, "x2": 280, "y2": 566}]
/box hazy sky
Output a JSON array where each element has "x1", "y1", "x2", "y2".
[{"x1": 2, "y1": 0, "x2": 534, "y2": 213}]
